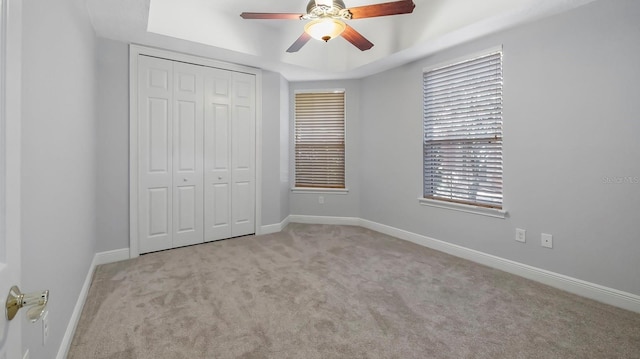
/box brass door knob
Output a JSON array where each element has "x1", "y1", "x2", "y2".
[{"x1": 5, "y1": 285, "x2": 49, "y2": 323}]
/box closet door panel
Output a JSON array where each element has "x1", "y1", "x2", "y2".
[
  {"x1": 147, "y1": 188, "x2": 170, "y2": 237},
  {"x1": 231, "y1": 73, "x2": 256, "y2": 237},
  {"x1": 212, "y1": 107, "x2": 229, "y2": 169},
  {"x1": 175, "y1": 101, "x2": 197, "y2": 171},
  {"x1": 204, "y1": 69, "x2": 233, "y2": 241},
  {"x1": 175, "y1": 186, "x2": 196, "y2": 230},
  {"x1": 173, "y1": 63, "x2": 205, "y2": 248},
  {"x1": 211, "y1": 183, "x2": 230, "y2": 225},
  {"x1": 148, "y1": 98, "x2": 171, "y2": 173},
  {"x1": 139, "y1": 56, "x2": 174, "y2": 253}
]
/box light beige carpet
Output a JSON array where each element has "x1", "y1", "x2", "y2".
[{"x1": 68, "y1": 224, "x2": 640, "y2": 358}]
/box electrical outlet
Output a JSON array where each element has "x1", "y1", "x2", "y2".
[
  {"x1": 515, "y1": 228, "x2": 526, "y2": 243},
  {"x1": 541, "y1": 233, "x2": 553, "y2": 248},
  {"x1": 42, "y1": 311, "x2": 49, "y2": 345},
  {"x1": 318, "y1": 196, "x2": 324, "y2": 204}
]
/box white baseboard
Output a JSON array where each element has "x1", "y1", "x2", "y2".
[
  {"x1": 358, "y1": 219, "x2": 640, "y2": 314},
  {"x1": 289, "y1": 215, "x2": 360, "y2": 226},
  {"x1": 287, "y1": 215, "x2": 640, "y2": 313},
  {"x1": 94, "y1": 248, "x2": 130, "y2": 266},
  {"x1": 260, "y1": 217, "x2": 291, "y2": 235},
  {"x1": 56, "y1": 255, "x2": 97, "y2": 359},
  {"x1": 56, "y1": 248, "x2": 131, "y2": 358}
]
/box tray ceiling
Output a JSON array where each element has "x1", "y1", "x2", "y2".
[{"x1": 87, "y1": 0, "x2": 596, "y2": 81}]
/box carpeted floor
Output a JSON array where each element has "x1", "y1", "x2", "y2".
[{"x1": 68, "y1": 224, "x2": 640, "y2": 358}]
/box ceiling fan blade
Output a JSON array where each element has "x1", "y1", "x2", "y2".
[
  {"x1": 341, "y1": 25, "x2": 374, "y2": 51},
  {"x1": 287, "y1": 32, "x2": 312, "y2": 53},
  {"x1": 240, "y1": 12, "x2": 304, "y2": 20},
  {"x1": 348, "y1": 0, "x2": 415, "y2": 19}
]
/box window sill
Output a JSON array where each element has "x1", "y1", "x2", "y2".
[
  {"x1": 418, "y1": 197, "x2": 507, "y2": 219},
  {"x1": 291, "y1": 187, "x2": 349, "y2": 195}
]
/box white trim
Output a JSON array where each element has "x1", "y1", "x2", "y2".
[
  {"x1": 260, "y1": 223, "x2": 282, "y2": 235},
  {"x1": 130, "y1": 44, "x2": 261, "y2": 75},
  {"x1": 294, "y1": 88, "x2": 345, "y2": 95},
  {"x1": 285, "y1": 215, "x2": 640, "y2": 313},
  {"x1": 57, "y1": 249, "x2": 132, "y2": 358},
  {"x1": 128, "y1": 44, "x2": 263, "y2": 257},
  {"x1": 1, "y1": 1, "x2": 23, "y2": 357},
  {"x1": 128, "y1": 45, "x2": 139, "y2": 258},
  {"x1": 260, "y1": 216, "x2": 291, "y2": 235},
  {"x1": 418, "y1": 197, "x2": 507, "y2": 219},
  {"x1": 288, "y1": 215, "x2": 360, "y2": 226},
  {"x1": 358, "y1": 219, "x2": 640, "y2": 314},
  {"x1": 254, "y1": 72, "x2": 263, "y2": 235},
  {"x1": 291, "y1": 187, "x2": 349, "y2": 194},
  {"x1": 94, "y1": 248, "x2": 130, "y2": 266},
  {"x1": 56, "y1": 255, "x2": 97, "y2": 359}
]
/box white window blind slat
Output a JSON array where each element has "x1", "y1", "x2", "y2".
[
  {"x1": 425, "y1": 72, "x2": 502, "y2": 95},
  {"x1": 426, "y1": 56, "x2": 502, "y2": 83},
  {"x1": 295, "y1": 91, "x2": 346, "y2": 189},
  {"x1": 423, "y1": 51, "x2": 503, "y2": 209}
]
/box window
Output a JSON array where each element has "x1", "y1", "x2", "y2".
[
  {"x1": 294, "y1": 91, "x2": 345, "y2": 189},
  {"x1": 423, "y1": 50, "x2": 503, "y2": 209}
]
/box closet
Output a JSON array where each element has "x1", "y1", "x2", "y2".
[{"x1": 134, "y1": 54, "x2": 256, "y2": 254}]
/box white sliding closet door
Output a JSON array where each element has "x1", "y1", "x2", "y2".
[
  {"x1": 203, "y1": 68, "x2": 232, "y2": 240},
  {"x1": 138, "y1": 57, "x2": 206, "y2": 253},
  {"x1": 230, "y1": 72, "x2": 256, "y2": 237},
  {"x1": 172, "y1": 62, "x2": 205, "y2": 248},
  {"x1": 138, "y1": 56, "x2": 174, "y2": 253},
  {"x1": 203, "y1": 69, "x2": 256, "y2": 241},
  {"x1": 136, "y1": 53, "x2": 256, "y2": 254}
]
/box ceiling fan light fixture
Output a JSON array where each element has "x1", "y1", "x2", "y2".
[{"x1": 304, "y1": 18, "x2": 346, "y2": 42}]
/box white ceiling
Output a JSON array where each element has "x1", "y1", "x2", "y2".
[{"x1": 86, "y1": 0, "x2": 596, "y2": 81}]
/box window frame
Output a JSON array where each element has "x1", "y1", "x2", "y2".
[
  {"x1": 292, "y1": 89, "x2": 348, "y2": 193},
  {"x1": 418, "y1": 47, "x2": 507, "y2": 218}
]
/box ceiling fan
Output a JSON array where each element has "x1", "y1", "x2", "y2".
[{"x1": 240, "y1": 0, "x2": 416, "y2": 53}]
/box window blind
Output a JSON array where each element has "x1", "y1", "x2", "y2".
[
  {"x1": 423, "y1": 51, "x2": 503, "y2": 209},
  {"x1": 295, "y1": 91, "x2": 345, "y2": 189}
]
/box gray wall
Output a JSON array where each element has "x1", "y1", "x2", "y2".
[
  {"x1": 289, "y1": 80, "x2": 361, "y2": 218},
  {"x1": 359, "y1": 0, "x2": 640, "y2": 295},
  {"x1": 96, "y1": 38, "x2": 130, "y2": 252},
  {"x1": 21, "y1": 0, "x2": 98, "y2": 357},
  {"x1": 279, "y1": 75, "x2": 291, "y2": 222},
  {"x1": 261, "y1": 71, "x2": 290, "y2": 226},
  {"x1": 95, "y1": 42, "x2": 289, "y2": 252}
]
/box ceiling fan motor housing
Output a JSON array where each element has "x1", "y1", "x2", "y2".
[{"x1": 304, "y1": 0, "x2": 352, "y2": 20}]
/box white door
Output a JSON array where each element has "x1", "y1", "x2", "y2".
[
  {"x1": 0, "y1": 0, "x2": 23, "y2": 357},
  {"x1": 138, "y1": 57, "x2": 206, "y2": 253},
  {"x1": 203, "y1": 68, "x2": 233, "y2": 241},
  {"x1": 203, "y1": 69, "x2": 256, "y2": 241},
  {"x1": 137, "y1": 54, "x2": 256, "y2": 250},
  {"x1": 138, "y1": 56, "x2": 174, "y2": 253},
  {"x1": 230, "y1": 72, "x2": 256, "y2": 237},
  {"x1": 172, "y1": 62, "x2": 204, "y2": 248}
]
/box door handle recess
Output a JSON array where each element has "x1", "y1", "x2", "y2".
[{"x1": 5, "y1": 285, "x2": 49, "y2": 323}]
